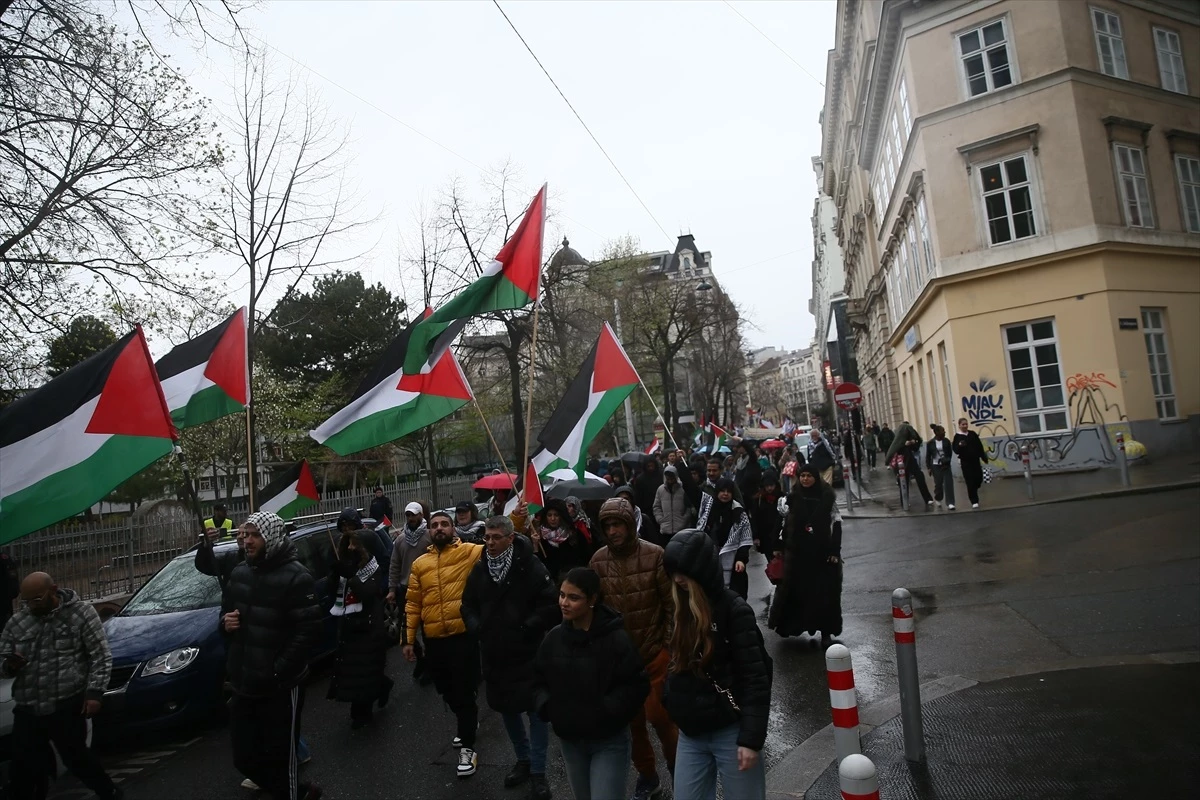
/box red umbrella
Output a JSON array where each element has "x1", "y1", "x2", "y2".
[
  {"x1": 473, "y1": 473, "x2": 519, "y2": 491},
  {"x1": 761, "y1": 439, "x2": 787, "y2": 450}
]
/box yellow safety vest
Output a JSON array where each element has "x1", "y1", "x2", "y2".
[{"x1": 204, "y1": 517, "x2": 235, "y2": 540}]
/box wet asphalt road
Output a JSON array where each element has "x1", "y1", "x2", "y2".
[{"x1": 43, "y1": 486, "x2": 1200, "y2": 800}]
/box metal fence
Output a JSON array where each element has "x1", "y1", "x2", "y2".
[{"x1": 9, "y1": 475, "x2": 477, "y2": 602}]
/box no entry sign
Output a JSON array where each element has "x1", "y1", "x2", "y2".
[{"x1": 834, "y1": 382, "x2": 863, "y2": 409}]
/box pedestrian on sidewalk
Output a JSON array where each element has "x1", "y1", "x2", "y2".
[
  {"x1": 589, "y1": 498, "x2": 678, "y2": 800},
  {"x1": 403, "y1": 511, "x2": 485, "y2": 779},
  {"x1": 662, "y1": 531, "x2": 771, "y2": 800},
  {"x1": 462, "y1": 516, "x2": 560, "y2": 800},
  {"x1": 0, "y1": 572, "x2": 123, "y2": 800},
  {"x1": 387, "y1": 501, "x2": 433, "y2": 684},
  {"x1": 805, "y1": 428, "x2": 838, "y2": 487},
  {"x1": 885, "y1": 421, "x2": 934, "y2": 507},
  {"x1": 862, "y1": 426, "x2": 878, "y2": 470},
  {"x1": 327, "y1": 527, "x2": 394, "y2": 729},
  {"x1": 768, "y1": 465, "x2": 843, "y2": 648},
  {"x1": 878, "y1": 423, "x2": 895, "y2": 455},
  {"x1": 695, "y1": 478, "x2": 753, "y2": 600},
  {"x1": 369, "y1": 487, "x2": 394, "y2": 528},
  {"x1": 221, "y1": 512, "x2": 324, "y2": 800},
  {"x1": 926, "y1": 424, "x2": 957, "y2": 510},
  {"x1": 748, "y1": 471, "x2": 784, "y2": 557},
  {"x1": 953, "y1": 418, "x2": 989, "y2": 509},
  {"x1": 533, "y1": 568, "x2": 649, "y2": 800}
]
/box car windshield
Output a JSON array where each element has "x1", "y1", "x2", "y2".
[{"x1": 120, "y1": 557, "x2": 222, "y2": 616}]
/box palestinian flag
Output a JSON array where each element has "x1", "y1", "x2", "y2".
[
  {"x1": 258, "y1": 460, "x2": 319, "y2": 520},
  {"x1": 522, "y1": 460, "x2": 544, "y2": 516},
  {"x1": 530, "y1": 323, "x2": 641, "y2": 480},
  {"x1": 403, "y1": 185, "x2": 547, "y2": 374},
  {"x1": 710, "y1": 423, "x2": 730, "y2": 451},
  {"x1": 0, "y1": 327, "x2": 175, "y2": 542},
  {"x1": 644, "y1": 437, "x2": 661, "y2": 455},
  {"x1": 310, "y1": 310, "x2": 473, "y2": 456},
  {"x1": 156, "y1": 308, "x2": 248, "y2": 429}
]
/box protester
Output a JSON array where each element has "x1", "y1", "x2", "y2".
[
  {"x1": 491, "y1": 487, "x2": 515, "y2": 518},
  {"x1": 387, "y1": 502, "x2": 433, "y2": 683},
  {"x1": 0, "y1": 572, "x2": 122, "y2": 800},
  {"x1": 369, "y1": 487, "x2": 394, "y2": 526},
  {"x1": 533, "y1": 568, "x2": 649, "y2": 800},
  {"x1": 454, "y1": 500, "x2": 486, "y2": 544},
  {"x1": 926, "y1": 424, "x2": 956, "y2": 510},
  {"x1": 695, "y1": 477, "x2": 754, "y2": 599},
  {"x1": 748, "y1": 471, "x2": 785, "y2": 556},
  {"x1": 733, "y1": 440, "x2": 762, "y2": 502},
  {"x1": 652, "y1": 465, "x2": 693, "y2": 541},
  {"x1": 862, "y1": 425, "x2": 879, "y2": 470},
  {"x1": 462, "y1": 516, "x2": 560, "y2": 800},
  {"x1": 563, "y1": 495, "x2": 595, "y2": 547},
  {"x1": 328, "y1": 527, "x2": 393, "y2": 729},
  {"x1": 952, "y1": 417, "x2": 989, "y2": 509},
  {"x1": 704, "y1": 458, "x2": 723, "y2": 496},
  {"x1": 204, "y1": 502, "x2": 234, "y2": 540},
  {"x1": 662, "y1": 531, "x2": 772, "y2": 800},
  {"x1": 403, "y1": 511, "x2": 485, "y2": 778},
  {"x1": 221, "y1": 511, "x2": 324, "y2": 800},
  {"x1": 878, "y1": 423, "x2": 896, "y2": 455},
  {"x1": 768, "y1": 466, "x2": 843, "y2": 647},
  {"x1": 613, "y1": 485, "x2": 645, "y2": 538},
  {"x1": 885, "y1": 421, "x2": 934, "y2": 506},
  {"x1": 530, "y1": 498, "x2": 589, "y2": 582},
  {"x1": 589, "y1": 498, "x2": 677, "y2": 800},
  {"x1": 805, "y1": 428, "x2": 838, "y2": 486}
]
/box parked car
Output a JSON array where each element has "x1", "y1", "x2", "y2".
[{"x1": 94, "y1": 518, "x2": 380, "y2": 739}]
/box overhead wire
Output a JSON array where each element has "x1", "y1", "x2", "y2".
[{"x1": 721, "y1": 0, "x2": 825, "y2": 88}]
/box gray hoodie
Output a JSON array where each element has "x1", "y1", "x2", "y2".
[{"x1": 653, "y1": 467, "x2": 693, "y2": 536}]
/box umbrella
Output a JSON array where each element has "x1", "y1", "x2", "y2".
[
  {"x1": 619, "y1": 451, "x2": 647, "y2": 464},
  {"x1": 546, "y1": 468, "x2": 604, "y2": 482},
  {"x1": 472, "y1": 473, "x2": 519, "y2": 491},
  {"x1": 545, "y1": 477, "x2": 614, "y2": 501},
  {"x1": 761, "y1": 439, "x2": 786, "y2": 450},
  {"x1": 716, "y1": 445, "x2": 731, "y2": 454}
]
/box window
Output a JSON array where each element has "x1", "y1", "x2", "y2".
[
  {"x1": 959, "y1": 20, "x2": 1014, "y2": 97},
  {"x1": 917, "y1": 194, "x2": 935, "y2": 276},
  {"x1": 1141, "y1": 308, "x2": 1177, "y2": 419},
  {"x1": 899, "y1": 79, "x2": 912, "y2": 134},
  {"x1": 980, "y1": 155, "x2": 1037, "y2": 244},
  {"x1": 1176, "y1": 155, "x2": 1200, "y2": 233},
  {"x1": 927, "y1": 353, "x2": 942, "y2": 424},
  {"x1": 917, "y1": 359, "x2": 930, "y2": 424},
  {"x1": 896, "y1": 240, "x2": 912, "y2": 307},
  {"x1": 939, "y1": 342, "x2": 953, "y2": 426},
  {"x1": 891, "y1": 111, "x2": 904, "y2": 159},
  {"x1": 1004, "y1": 319, "x2": 1067, "y2": 433},
  {"x1": 905, "y1": 218, "x2": 923, "y2": 292},
  {"x1": 199, "y1": 477, "x2": 212, "y2": 492},
  {"x1": 1114, "y1": 145, "x2": 1154, "y2": 228},
  {"x1": 1154, "y1": 28, "x2": 1188, "y2": 94},
  {"x1": 1091, "y1": 8, "x2": 1128, "y2": 79}
]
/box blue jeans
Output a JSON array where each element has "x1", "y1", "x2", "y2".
[
  {"x1": 559, "y1": 731, "x2": 630, "y2": 800},
  {"x1": 502, "y1": 711, "x2": 549, "y2": 774},
  {"x1": 674, "y1": 725, "x2": 765, "y2": 800}
]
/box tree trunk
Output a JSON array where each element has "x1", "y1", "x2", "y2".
[{"x1": 425, "y1": 427, "x2": 439, "y2": 506}]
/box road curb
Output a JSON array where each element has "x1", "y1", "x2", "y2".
[
  {"x1": 764, "y1": 650, "x2": 1200, "y2": 798},
  {"x1": 840, "y1": 478, "x2": 1200, "y2": 519}
]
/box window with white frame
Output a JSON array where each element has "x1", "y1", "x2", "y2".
[
  {"x1": 917, "y1": 194, "x2": 935, "y2": 276},
  {"x1": 1141, "y1": 308, "x2": 1177, "y2": 419},
  {"x1": 939, "y1": 342, "x2": 953, "y2": 425},
  {"x1": 1091, "y1": 8, "x2": 1128, "y2": 79},
  {"x1": 1175, "y1": 155, "x2": 1200, "y2": 233},
  {"x1": 980, "y1": 155, "x2": 1037, "y2": 245},
  {"x1": 199, "y1": 477, "x2": 213, "y2": 492},
  {"x1": 958, "y1": 20, "x2": 1014, "y2": 97},
  {"x1": 1154, "y1": 28, "x2": 1188, "y2": 94},
  {"x1": 905, "y1": 218, "x2": 923, "y2": 296},
  {"x1": 899, "y1": 79, "x2": 912, "y2": 134},
  {"x1": 1114, "y1": 144, "x2": 1154, "y2": 228},
  {"x1": 896, "y1": 238, "x2": 912, "y2": 307},
  {"x1": 891, "y1": 110, "x2": 904, "y2": 156},
  {"x1": 1004, "y1": 319, "x2": 1067, "y2": 433}
]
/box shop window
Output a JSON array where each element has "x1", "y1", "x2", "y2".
[
  {"x1": 1091, "y1": 8, "x2": 1128, "y2": 79},
  {"x1": 980, "y1": 155, "x2": 1038, "y2": 245},
  {"x1": 1175, "y1": 155, "x2": 1200, "y2": 233},
  {"x1": 1114, "y1": 144, "x2": 1154, "y2": 228},
  {"x1": 1003, "y1": 319, "x2": 1067, "y2": 433},
  {"x1": 1141, "y1": 308, "x2": 1177, "y2": 419},
  {"x1": 959, "y1": 20, "x2": 1014, "y2": 97},
  {"x1": 1154, "y1": 27, "x2": 1188, "y2": 94}
]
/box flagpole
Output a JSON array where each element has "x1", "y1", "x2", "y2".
[
  {"x1": 519, "y1": 301, "x2": 542, "y2": 494},
  {"x1": 637, "y1": 380, "x2": 681, "y2": 451},
  {"x1": 244, "y1": 409, "x2": 256, "y2": 510},
  {"x1": 472, "y1": 398, "x2": 514, "y2": 480}
]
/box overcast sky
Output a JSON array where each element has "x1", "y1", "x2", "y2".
[{"x1": 182, "y1": 0, "x2": 834, "y2": 354}]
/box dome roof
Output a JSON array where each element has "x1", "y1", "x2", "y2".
[{"x1": 548, "y1": 237, "x2": 590, "y2": 270}]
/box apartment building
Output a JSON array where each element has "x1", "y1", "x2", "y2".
[{"x1": 820, "y1": 0, "x2": 1199, "y2": 471}]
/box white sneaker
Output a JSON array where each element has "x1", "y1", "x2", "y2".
[
  {"x1": 241, "y1": 778, "x2": 261, "y2": 790},
  {"x1": 457, "y1": 747, "x2": 478, "y2": 778},
  {"x1": 926, "y1": 500, "x2": 934, "y2": 507},
  {"x1": 972, "y1": 503, "x2": 980, "y2": 509},
  {"x1": 451, "y1": 736, "x2": 462, "y2": 748},
  {"x1": 947, "y1": 504, "x2": 956, "y2": 510}
]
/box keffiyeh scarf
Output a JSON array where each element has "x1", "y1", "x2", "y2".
[
  {"x1": 402, "y1": 521, "x2": 427, "y2": 547},
  {"x1": 539, "y1": 524, "x2": 570, "y2": 547},
  {"x1": 331, "y1": 557, "x2": 379, "y2": 616},
  {"x1": 487, "y1": 544, "x2": 514, "y2": 583}
]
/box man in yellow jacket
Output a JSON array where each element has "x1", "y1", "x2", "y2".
[{"x1": 403, "y1": 510, "x2": 484, "y2": 779}]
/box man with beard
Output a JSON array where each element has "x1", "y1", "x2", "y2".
[
  {"x1": 221, "y1": 512, "x2": 324, "y2": 800},
  {"x1": 403, "y1": 511, "x2": 485, "y2": 778}
]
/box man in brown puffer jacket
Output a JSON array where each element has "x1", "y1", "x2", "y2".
[{"x1": 590, "y1": 497, "x2": 677, "y2": 800}]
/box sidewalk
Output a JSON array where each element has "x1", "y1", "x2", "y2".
[{"x1": 837, "y1": 451, "x2": 1200, "y2": 517}]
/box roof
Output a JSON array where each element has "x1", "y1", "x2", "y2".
[
  {"x1": 649, "y1": 235, "x2": 710, "y2": 276},
  {"x1": 548, "y1": 237, "x2": 590, "y2": 271}
]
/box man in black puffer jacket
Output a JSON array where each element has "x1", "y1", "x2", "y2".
[
  {"x1": 661, "y1": 529, "x2": 772, "y2": 798},
  {"x1": 221, "y1": 511, "x2": 324, "y2": 800}
]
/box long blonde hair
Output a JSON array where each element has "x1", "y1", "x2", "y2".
[{"x1": 668, "y1": 575, "x2": 713, "y2": 675}]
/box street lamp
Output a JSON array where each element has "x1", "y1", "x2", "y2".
[{"x1": 696, "y1": 280, "x2": 713, "y2": 292}]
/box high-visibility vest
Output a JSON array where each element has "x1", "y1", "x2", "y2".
[{"x1": 204, "y1": 517, "x2": 234, "y2": 540}]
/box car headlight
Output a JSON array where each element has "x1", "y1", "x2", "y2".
[{"x1": 140, "y1": 647, "x2": 200, "y2": 677}]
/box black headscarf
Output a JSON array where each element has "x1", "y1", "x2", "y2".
[{"x1": 705, "y1": 477, "x2": 742, "y2": 548}]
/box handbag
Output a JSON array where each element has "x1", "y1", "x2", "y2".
[
  {"x1": 765, "y1": 554, "x2": 785, "y2": 585},
  {"x1": 981, "y1": 465, "x2": 993, "y2": 484}
]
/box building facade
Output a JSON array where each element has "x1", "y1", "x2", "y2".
[
  {"x1": 809, "y1": 158, "x2": 849, "y2": 392},
  {"x1": 821, "y1": 0, "x2": 1199, "y2": 471},
  {"x1": 781, "y1": 346, "x2": 823, "y2": 424}
]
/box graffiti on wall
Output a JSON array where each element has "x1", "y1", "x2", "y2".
[{"x1": 962, "y1": 378, "x2": 1007, "y2": 427}]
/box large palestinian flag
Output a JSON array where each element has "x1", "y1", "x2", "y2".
[
  {"x1": 530, "y1": 323, "x2": 641, "y2": 480},
  {"x1": 0, "y1": 327, "x2": 176, "y2": 542},
  {"x1": 402, "y1": 185, "x2": 546, "y2": 374},
  {"x1": 258, "y1": 460, "x2": 319, "y2": 520},
  {"x1": 310, "y1": 310, "x2": 474, "y2": 456},
  {"x1": 156, "y1": 308, "x2": 248, "y2": 429}
]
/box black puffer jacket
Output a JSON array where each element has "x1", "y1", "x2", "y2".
[
  {"x1": 662, "y1": 529, "x2": 772, "y2": 751},
  {"x1": 223, "y1": 538, "x2": 324, "y2": 698},
  {"x1": 462, "y1": 535, "x2": 561, "y2": 714},
  {"x1": 533, "y1": 605, "x2": 649, "y2": 741}
]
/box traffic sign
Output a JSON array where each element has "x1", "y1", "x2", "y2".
[{"x1": 834, "y1": 382, "x2": 863, "y2": 410}]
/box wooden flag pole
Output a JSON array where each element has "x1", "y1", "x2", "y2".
[
  {"x1": 520, "y1": 301, "x2": 542, "y2": 484},
  {"x1": 244, "y1": 408, "x2": 256, "y2": 510},
  {"x1": 637, "y1": 380, "x2": 681, "y2": 451}
]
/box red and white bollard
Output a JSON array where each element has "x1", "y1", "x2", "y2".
[
  {"x1": 826, "y1": 643, "x2": 861, "y2": 762},
  {"x1": 839, "y1": 753, "x2": 880, "y2": 800},
  {"x1": 892, "y1": 588, "x2": 926, "y2": 763}
]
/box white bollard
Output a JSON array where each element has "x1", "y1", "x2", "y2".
[
  {"x1": 826, "y1": 643, "x2": 861, "y2": 762},
  {"x1": 838, "y1": 753, "x2": 880, "y2": 799}
]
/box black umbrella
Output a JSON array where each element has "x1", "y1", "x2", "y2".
[
  {"x1": 544, "y1": 477, "x2": 614, "y2": 501},
  {"x1": 619, "y1": 451, "x2": 648, "y2": 464}
]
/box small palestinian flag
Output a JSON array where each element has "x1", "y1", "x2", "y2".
[
  {"x1": 0, "y1": 327, "x2": 175, "y2": 542},
  {"x1": 644, "y1": 437, "x2": 661, "y2": 455},
  {"x1": 156, "y1": 308, "x2": 248, "y2": 429},
  {"x1": 531, "y1": 323, "x2": 641, "y2": 480},
  {"x1": 403, "y1": 185, "x2": 546, "y2": 374},
  {"x1": 522, "y1": 460, "x2": 544, "y2": 516},
  {"x1": 709, "y1": 423, "x2": 730, "y2": 451},
  {"x1": 258, "y1": 460, "x2": 319, "y2": 520},
  {"x1": 310, "y1": 310, "x2": 473, "y2": 456}
]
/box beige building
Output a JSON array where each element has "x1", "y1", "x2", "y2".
[{"x1": 821, "y1": 0, "x2": 1200, "y2": 471}]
